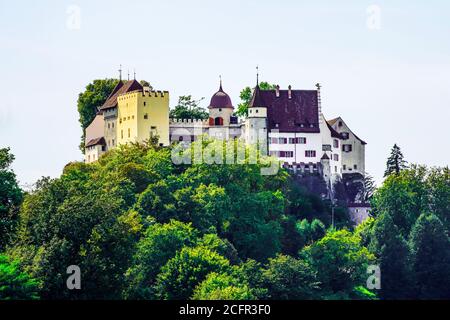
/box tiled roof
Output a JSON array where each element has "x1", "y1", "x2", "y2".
[
  {"x1": 250, "y1": 88, "x2": 320, "y2": 133},
  {"x1": 99, "y1": 80, "x2": 143, "y2": 110},
  {"x1": 209, "y1": 82, "x2": 233, "y2": 109},
  {"x1": 86, "y1": 137, "x2": 106, "y2": 147}
]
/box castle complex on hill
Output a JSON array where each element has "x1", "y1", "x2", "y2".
[{"x1": 84, "y1": 75, "x2": 367, "y2": 194}]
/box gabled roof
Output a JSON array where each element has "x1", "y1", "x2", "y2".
[
  {"x1": 86, "y1": 137, "x2": 106, "y2": 147},
  {"x1": 327, "y1": 117, "x2": 367, "y2": 145},
  {"x1": 99, "y1": 80, "x2": 143, "y2": 110},
  {"x1": 250, "y1": 88, "x2": 320, "y2": 133}
]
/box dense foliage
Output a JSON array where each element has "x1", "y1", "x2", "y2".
[
  {"x1": 169, "y1": 95, "x2": 208, "y2": 120},
  {"x1": 1, "y1": 141, "x2": 448, "y2": 300},
  {"x1": 0, "y1": 148, "x2": 23, "y2": 251},
  {"x1": 236, "y1": 82, "x2": 276, "y2": 117}
]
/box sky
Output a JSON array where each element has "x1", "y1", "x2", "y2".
[{"x1": 0, "y1": 0, "x2": 449, "y2": 187}]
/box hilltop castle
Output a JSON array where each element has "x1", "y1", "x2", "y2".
[{"x1": 84, "y1": 76, "x2": 366, "y2": 191}]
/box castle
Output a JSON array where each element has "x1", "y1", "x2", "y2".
[{"x1": 84, "y1": 76, "x2": 366, "y2": 191}]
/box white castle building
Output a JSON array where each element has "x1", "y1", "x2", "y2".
[
  {"x1": 169, "y1": 79, "x2": 366, "y2": 187},
  {"x1": 85, "y1": 76, "x2": 366, "y2": 190}
]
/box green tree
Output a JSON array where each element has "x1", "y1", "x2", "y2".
[
  {"x1": 372, "y1": 166, "x2": 429, "y2": 237},
  {"x1": 192, "y1": 272, "x2": 255, "y2": 300},
  {"x1": 0, "y1": 148, "x2": 23, "y2": 250},
  {"x1": 369, "y1": 213, "x2": 411, "y2": 299},
  {"x1": 384, "y1": 144, "x2": 408, "y2": 177},
  {"x1": 236, "y1": 82, "x2": 276, "y2": 117},
  {"x1": 77, "y1": 78, "x2": 120, "y2": 151},
  {"x1": 301, "y1": 229, "x2": 375, "y2": 299},
  {"x1": 261, "y1": 254, "x2": 320, "y2": 300},
  {"x1": 426, "y1": 167, "x2": 450, "y2": 233},
  {"x1": 124, "y1": 220, "x2": 198, "y2": 299},
  {"x1": 0, "y1": 254, "x2": 40, "y2": 300},
  {"x1": 409, "y1": 213, "x2": 450, "y2": 299},
  {"x1": 169, "y1": 95, "x2": 208, "y2": 119},
  {"x1": 155, "y1": 246, "x2": 231, "y2": 300}
]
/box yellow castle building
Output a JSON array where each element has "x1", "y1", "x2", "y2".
[{"x1": 84, "y1": 78, "x2": 169, "y2": 163}]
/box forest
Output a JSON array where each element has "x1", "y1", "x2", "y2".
[{"x1": 1, "y1": 140, "x2": 449, "y2": 300}]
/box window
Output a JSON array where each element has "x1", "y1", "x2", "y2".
[
  {"x1": 299, "y1": 137, "x2": 306, "y2": 144},
  {"x1": 144, "y1": 113, "x2": 148, "y2": 119},
  {"x1": 305, "y1": 150, "x2": 316, "y2": 157},
  {"x1": 343, "y1": 165, "x2": 346, "y2": 170},
  {"x1": 338, "y1": 121, "x2": 343, "y2": 127},
  {"x1": 354, "y1": 164, "x2": 358, "y2": 170},
  {"x1": 151, "y1": 126, "x2": 157, "y2": 130},
  {"x1": 112, "y1": 123, "x2": 114, "y2": 128},
  {"x1": 289, "y1": 138, "x2": 296, "y2": 144},
  {"x1": 341, "y1": 132, "x2": 349, "y2": 139},
  {"x1": 121, "y1": 130, "x2": 123, "y2": 139},
  {"x1": 342, "y1": 144, "x2": 352, "y2": 152},
  {"x1": 143, "y1": 102, "x2": 146, "y2": 106},
  {"x1": 279, "y1": 151, "x2": 294, "y2": 158},
  {"x1": 322, "y1": 144, "x2": 331, "y2": 151},
  {"x1": 219, "y1": 108, "x2": 222, "y2": 112},
  {"x1": 270, "y1": 138, "x2": 278, "y2": 144},
  {"x1": 112, "y1": 139, "x2": 115, "y2": 146},
  {"x1": 279, "y1": 138, "x2": 287, "y2": 144},
  {"x1": 132, "y1": 115, "x2": 135, "y2": 119},
  {"x1": 128, "y1": 128, "x2": 130, "y2": 138},
  {"x1": 108, "y1": 123, "x2": 110, "y2": 129},
  {"x1": 256, "y1": 109, "x2": 259, "y2": 113},
  {"x1": 333, "y1": 154, "x2": 339, "y2": 161},
  {"x1": 214, "y1": 117, "x2": 223, "y2": 126},
  {"x1": 333, "y1": 139, "x2": 339, "y2": 148},
  {"x1": 335, "y1": 166, "x2": 338, "y2": 172}
]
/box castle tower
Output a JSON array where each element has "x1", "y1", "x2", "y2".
[
  {"x1": 207, "y1": 79, "x2": 234, "y2": 127},
  {"x1": 246, "y1": 80, "x2": 268, "y2": 155}
]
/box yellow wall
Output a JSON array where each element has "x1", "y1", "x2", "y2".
[{"x1": 117, "y1": 90, "x2": 169, "y2": 146}]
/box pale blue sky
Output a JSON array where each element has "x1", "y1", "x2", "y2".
[{"x1": 0, "y1": 0, "x2": 449, "y2": 186}]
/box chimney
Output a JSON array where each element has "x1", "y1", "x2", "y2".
[
  {"x1": 276, "y1": 85, "x2": 280, "y2": 97},
  {"x1": 288, "y1": 85, "x2": 292, "y2": 99}
]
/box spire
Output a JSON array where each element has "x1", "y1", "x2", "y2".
[
  {"x1": 256, "y1": 65, "x2": 259, "y2": 86},
  {"x1": 127, "y1": 70, "x2": 130, "y2": 81},
  {"x1": 219, "y1": 75, "x2": 223, "y2": 91},
  {"x1": 133, "y1": 69, "x2": 136, "y2": 80},
  {"x1": 118, "y1": 64, "x2": 122, "y2": 81}
]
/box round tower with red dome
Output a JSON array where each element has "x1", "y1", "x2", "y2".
[{"x1": 208, "y1": 79, "x2": 234, "y2": 127}]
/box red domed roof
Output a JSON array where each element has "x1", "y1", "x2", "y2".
[{"x1": 209, "y1": 82, "x2": 233, "y2": 109}]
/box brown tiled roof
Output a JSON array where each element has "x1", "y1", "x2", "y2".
[
  {"x1": 86, "y1": 137, "x2": 106, "y2": 147},
  {"x1": 250, "y1": 88, "x2": 320, "y2": 133},
  {"x1": 99, "y1": 80, "x2": 143, "y2": 110}
]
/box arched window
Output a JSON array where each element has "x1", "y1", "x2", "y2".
[
  {"x1": 209, "y1": 117, "x2": 214, "y2": 126},
  {"x1": 215, "y1": 117, "x2": 223, "y2": 126}
]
